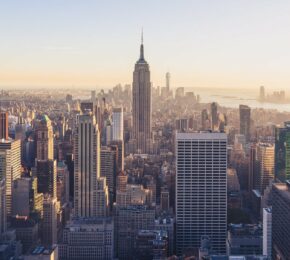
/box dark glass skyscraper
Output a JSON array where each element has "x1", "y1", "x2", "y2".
[
  {"x1": 275, "y1": 122, "x2": 290, "y2": 182},
  {"x1": 239, "y1": 104, "x2": 251, "y2": 142},
  {"x1": 272, "y1": 182, "x2": 290, "y2": 259},
  {"x1": 132, "y1": 35, "x2": 152, "y2": 154},
  {"x1": 0, "y1": 111, "x2": 8, "y2": 140}
]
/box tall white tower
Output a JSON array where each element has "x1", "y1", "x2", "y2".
[
  {"x1": 112, "y1": 107, "x2": 124, "y2": 141},
  {"x1": 0, "y1": 139, "x2": 21, "y2": 216},
  {"x1": 263, "y1": 207, "x2": 272, "y2": 258},
  {"x1": 74, "y1": 113, "x2": 100, "y2": 217},
  {"x1": 176, "y1": 132, "x2": 227, "y2": 254}
]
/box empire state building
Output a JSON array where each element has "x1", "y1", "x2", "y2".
[{"x1": 132, "y1": 35, "x2": 152, "y2": 153}]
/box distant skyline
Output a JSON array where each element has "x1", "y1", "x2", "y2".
[{"x1": 1, "y1": 1, "x2": 290, "y2": 89}]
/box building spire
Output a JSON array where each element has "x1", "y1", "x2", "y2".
[{"x1": 139, "y1": 29, "x2": 144, "y2": 61}]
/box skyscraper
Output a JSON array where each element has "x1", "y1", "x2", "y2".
[
  {"x1": 262, "y1": 207, "x2": 272, "y2": 258},
  {"x1": 132, "y1": 33, "x2": 152, "y2": 153},
  {"x1": 275, "y1": 121, "x2": 290, "y2": 182},
  {"x1": 35, "y1": 115, "x2": 57, "y2": 198},
  {"x1": 166, "y1": 72, "x2": 170, "y2": 91},
  {"x1": 249, "y1": 143, "x2": 259, "y2": 192},
  {"x1": 0, "y1": 111, "x2": 8, "y2": 140},
  {"x1": 257, "y1": 143, "x2": 274, "y2": 195},
  {"x1": 272, "y1": 182, "x2": 290, "y2": 259},
  {"x1": 36, "y1": 115, "x2": 54, "y2": 161},
  {"x1": 42, "y1": 195, "x2": 58, "y2": 246},
  {"x1": 239, "y1": 104, "x2": 251, "y2": 142},
  {"x1": 117, "y1": 205, "x2": 155, "y2": 259},
  {"x1": 96, "y1": 177, "x2": 109, "y2": 217},
  {"x1": 0, "y1": 179, "x2": 6, "y2": 235},
  {"x1": 110, "y1": 140, "x2": 124, "y2": 172},
  {"x1": 176, "y1": 132, "x2": 227, "y2": 255},
  {"x1": 201, "y1": 109, "x2": 209, "y2": 131},
  {"x1": 74, "y1": 113, "x2": 101, "y2": 217},
  {"x1": 34, "y1": 160, "x2": 57, "y2": 198},
  {"x1": 112, "y1": 107, "x2": 123, "y2": 141},
  {"x1": 101, "y1": 146, "x2": 117, "y2": 206},
  {"x1": 0, "y1": 139, "x2": 21, "y2": 216},
  {"x1": 211, "y1": 102, "x2": 218, "y2": 131}
]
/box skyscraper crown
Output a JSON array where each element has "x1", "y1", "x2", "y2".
[{"x1": 137, "y1": 30, "x2": 147, "y2": 64}]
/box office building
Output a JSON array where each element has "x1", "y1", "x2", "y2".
[
  {"x1": 34, "y1": 160, "x2": 57, "y2": 198},
  {"x1": 112, "y1": 107, "x2": 123, "y2": 141},
  {"x1": 36, "y1": 114, "x2": 54, "y2": 161},
  {"x1": 110, "y1": 139, "x2": 124, "y2": 172},
  {"x1": 227, "y1": 224, "x2": 262, "y2": 255},
  {"x1": 272, "y1": 182, "x2": 290, "y2": 259},
  {"x1": 100, "y1": 146, "x2": 117, "y2": 206},
  {"x1": 274, "y1": 121, "x2": 290, "y2": 182},
  {"x1": 227, "y1": 168, "x2": 241, "y2": 209},
  {"x1": 117, "y1": 205, "x2": 155, "y2": 259},
  {"x1": 0, "y1": 179, "x2": 6, "y2": 235},
  {"x1": 239, "y1": 105, "x2": 251, "y2": 142},
  {"x1": 59, "y1": 217, "x2": 114, "y2": 260},
  {"x1": 57, "y1": 161, "x2": 70, "y2": 206},
  {"x1": 116, "y1": 184, "x2": 151, "y2": 207},
  {"x1": 96, "y1": 177, "x2": 109, "y2": 217},
  {"x1": 12, "y1": 177, "x2": 43, "y2": 217},
  {"x1": 249, "y1": 143, "x2": 259, "y2": 192},
  {"x1": 0, "y1": 139, "x2": 21, "y2": 216},
  {"x1": 135, "y1": 230, "x2": 168, "y2": 259},
  {"x1": 35, "y1": 115, "x2": 57, "y2": 198},
  {"x1": 176, "y1": 118, "x2": 189, "y2": 131},
  {"x1": 0, "y1": 111, "x2": 8, "y2": 140},
  {"x1": 116, "y1": 172, "x2": 127, "y2": 192},
  {"x1": 12, "y1": 177, "x2": 31, "y2": 217},
  {"x1": 201, "y1": 109, "x2": 210, "y2": 131},
  {"x1": 211, "y1": 102, "x2": 218, "y2": 131},
  {"x1": 262, "y1": 207, "x2": 272, "y2": 258},
  {"x1": 160, "y1": 188, "x2": 170, "y2": 212},
  {"x1": 132, "y1": 34, "x2": 152, "y2": 154},
  {"x1": 176, "y1": 132, "x2": 227, "y2": 255},
  {"x1": 42, "y1": 195, "x2": 58, "y2": 246},
  {"x1": 80, "y1": 101, "x2": 94, "y2": 114},
  {"x1": 257, "y1": 143, "x2": 274, "y2": 195},
  {"x1": 11, "y1": 216, "x2": 39, "y2": 253},
  {"x1": 73, "y1": 113, "x2": 101, "y2": 217},
  {"x1": 155, "y1": 217, "x2": 174, "y2": 256}
]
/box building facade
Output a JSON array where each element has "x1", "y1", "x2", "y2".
[
  {"x1": 257, "y1": 143, "x2": 274, "y2": 195},
  {"x1": 116, "y1": 205, "x2": 155, "y2": 259},
  {"x1": 0, "y1": 179, "x2": 6, "y2": 235},
  {"x1": 74, "y1": 113, "x2": 100, "y2": 217},
  {"x1": 59, "y1": 217, "x2": 114, "y2": 260},
  {"x1": 239, "y1": 105, "x2": 251, "y2": 142},
  {"x1": 272, "y1": 183, "x2": 290, "y2": 259},
  {"x1": 132, "y1": 36, "x2": 152, "y2": 154},
  {"x1": 262, "y1": 207, "x2": 272, "y2": 258},
  {"x1": 112, "y1": 107, "x2": 123, "y2": 141},
  {"x1": 0, "y1": 139, "x2": 21, "y2": 216},
  {"x1": 176, "y1": 132, "x2": 227, "y2": 255}
]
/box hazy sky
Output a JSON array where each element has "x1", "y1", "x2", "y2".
[{"x1": 1, "y1": 0, "x2": 290, "y2": 89}]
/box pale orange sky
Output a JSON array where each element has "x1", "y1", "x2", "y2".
[{"x1": 1, "y1": 1, "x2": 290, "y2": 90}]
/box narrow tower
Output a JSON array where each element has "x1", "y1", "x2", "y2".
[{"x1": 132, "y1": 32, "x2": 152, "y2": 153}]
